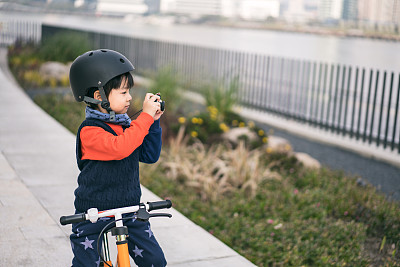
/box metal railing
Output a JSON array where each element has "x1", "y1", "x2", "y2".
[
  {"x1": 11, "y1": 23, "x2": 400, "y2": 153},
  {"x1": 0, "y1": 19, "x2": 41, "y2": 46},
  {"x1": 247, "y1": 58, "x2": 400, "y2": 152}
]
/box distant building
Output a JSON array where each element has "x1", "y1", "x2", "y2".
[
  {"x1": 357, "y1": 0, "x2": 396, "y2": 23},
  {"x1": 74, "y1": 0, "x2": 97, "y2": 8},
  {"x1": 393, "y1": 0, "x2": 400, "y2": 24},
  {"x1": 160, "y1": 0, "x2": 222, "y2": 16},
  {"x1": 95, "y1": 0, "x2": 160, "y2": 15},
  {"x1": 239, "y1": 0, "x2": 280, "y2": 20},
  {"x1": 342, "y1": 0, "x2": 358, "y2": 21},
  {"x1": 220, "y1": 0, "x2": 240, "y2": 18},
  {"x1": 160, "y1": 0, "x2": 280, "y2": 20},
  {"x1": 318, "y1": 0, "x2": 343, "y2": 21},
  {"x1": 284, "y1": 0, "x2": 317, "y2": 22}
]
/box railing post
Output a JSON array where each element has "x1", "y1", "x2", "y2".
[
  {"x1": 392, "y1": 74, "x2": 400, "y2": 151},
  {"x1": 369, "y1": 70, "x2": 380, "y2": 144},
  {"x1": 384, "y1": 72, "x2": 395, "y2": 149},
  {"x1": 377, "y1": 71, "x2": 387, "y2": 146}
]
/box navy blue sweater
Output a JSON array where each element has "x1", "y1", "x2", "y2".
[{"x1": 74, "y1": 118, "x2": 162, "y2": 212}]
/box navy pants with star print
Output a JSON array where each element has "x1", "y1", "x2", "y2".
[{"x1": 70, "y1": 212, "x2": 167, "y2": 267}]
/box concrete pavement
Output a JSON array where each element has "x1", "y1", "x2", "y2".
[{"x1": 0, "y1": 47, "x2": 256, "y2": 266}]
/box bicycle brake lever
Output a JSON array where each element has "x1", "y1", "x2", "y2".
[
  {"x1": 149, "y1": 213, "x2": 172, "y2": 218},
  {"x1": 136, "y1": 208, "x2": 150, "y2": 221}
]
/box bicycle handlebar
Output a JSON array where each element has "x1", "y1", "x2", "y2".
[
  {"x1": 60, "y1": 213, "x2": 86, "y2": 225},
  {"x1": 148, "y1": 200, "x2": 172, "y2": 211},
  {"x1": 59, "y1": 200, "x2": 172, "y2": 226}
]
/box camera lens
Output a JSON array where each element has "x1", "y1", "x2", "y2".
[{"x1": 154, "y1": 99, "x2": 165, "y2": 111}]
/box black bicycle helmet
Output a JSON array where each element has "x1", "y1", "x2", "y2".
[{"x1": 69, "y1": 49, "x2": 135, "y2": 120}]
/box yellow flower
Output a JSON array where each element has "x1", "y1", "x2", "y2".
[
  {"x1": 191, "y1": 131, "x2": 198, "y2": 138},
  {"x1": 239, "y1": 122, "x2": 245, "y2": 128},
  {"x1": 262, "y1": 137, "x2": 268, "y2": 143},
  {"x1": 49, "y1": 77, "x2": 57, "y2": 88},
  {"x1": 258, "y1": 129, "x2": 265, "y2": 136},
  {"x1": 232, "y1": 120, "x2": 238, "y2": 126},
  {"x1": 178, "y1": 117, "x2": 186, "y2": 124},
  {"x1": 207, "y1": 106, "x2": 218, "y2": 113},
  {"x1": 248, "y1": 121, "x2": 255, "y2": 128},
  {"x1": 219, "y1": 123, "x2": 230, "y2": 132},
  {"x1": 207, "y1": 106, "x2": 218, "y2": 119},
  {"x1": 60, "y1": 75, "x2": 70, "y2": 87},
  {"x1": 198, "y1": 118, "x2": 204, "y2": 125},
  {"x1": 11, "y1": 57, "x2": 22, "y2": 66},
  {"x1": 266, "y1": 147, "x2": 273, "y2": 154},
  {"x1": 191, "y1": 117, "x2": 199, "y2": 124}
]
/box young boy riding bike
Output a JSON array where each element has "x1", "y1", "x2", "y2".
[{"x1": 68, "y1": 49, "x2": 166, "y2": 267}]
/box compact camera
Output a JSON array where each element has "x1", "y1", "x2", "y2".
[{"x1": 155, "y1": 93, "x2": 165, "y2": 111}]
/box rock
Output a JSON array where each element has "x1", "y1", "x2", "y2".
[
  {"x1": 293, "y1": 152, "x2": 321, "y2": 169},
  {"x1": 266, "y1": 136, "x2": 292, "y2": 153},
  {"x1": 39, "y1": 61, "x2": 70, "y2": 80},
  {"x1": 356, "y1": 177, "x2": 368, "y2": 187},
  {"x1": 222, "y1": 127, "x2": 258, "y2": 145}
]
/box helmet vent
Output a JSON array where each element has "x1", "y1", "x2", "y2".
[
  {"x1": 89, "y1": 52, "x2": 93, "y2": 56},
  {"x1": 101, "y1": 50, "x2": 107, "y2": 52},
  {"x1": 120, "y1": 58, "x2": 125, "y2": 63}
]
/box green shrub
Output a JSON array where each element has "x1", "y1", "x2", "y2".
[
  {"x1": 174, "y1": 106, "x2": 267, "y2": 148},
  {"x1": 149, "y1": 66, "x2": 182, "y2": 113},
  {"x1": 23, "y1": 70, "x2": 46, "y2": 87},
  {"x1": 38, "y1": 32, "x2": 92, "y2": 63},
  {"x1": 202, "y1": 76, "x2": 239, "y2": 121}
]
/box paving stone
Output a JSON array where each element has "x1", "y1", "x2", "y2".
[
  {"x1": 0, "y1": 238, "x2": 72, "y2": 266},
  {"x1": 0, "y1": 152, "x2": 17, "y2": 180}
]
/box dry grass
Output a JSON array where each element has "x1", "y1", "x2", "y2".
[{"x1": 162, "y1": 126, "x2": 282, "y2": 200}]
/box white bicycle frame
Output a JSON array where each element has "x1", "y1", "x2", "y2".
[{"x1": 60, "y1": 200, "x2": 172, "y2": 267}]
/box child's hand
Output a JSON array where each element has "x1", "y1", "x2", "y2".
[
  {"x1": 142, "y1": 93, "x2": 162, "y2": 119},
  {"x1": 153, "y1": 109, "x2": 164, "y2": 121}
]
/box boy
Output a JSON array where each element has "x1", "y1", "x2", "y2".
[{"x1": 68, "y1": 49, "x2": 166, "y2": 267}]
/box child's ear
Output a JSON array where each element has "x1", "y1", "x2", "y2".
[{"x1": 93, "y1": 90, "x2": 102, "y2": 101}]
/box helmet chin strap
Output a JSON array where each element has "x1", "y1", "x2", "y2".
[{"x1": 83, "y1": 87, "x2": 116, "y2": 121}]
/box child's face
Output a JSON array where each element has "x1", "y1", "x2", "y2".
[{"x1": 108, "y1": 77, "x2": 132, "y2": 114}]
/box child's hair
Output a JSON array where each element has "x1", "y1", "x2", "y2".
[{"x1": 85, "y1": 72, "x2": 134, "y2": 109}]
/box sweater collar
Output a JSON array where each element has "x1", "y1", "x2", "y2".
[{"x1": 85, "y1": 107, "x2": 132, "y2": 127}]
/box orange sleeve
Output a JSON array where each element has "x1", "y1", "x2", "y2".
[{"x1": 80, "y1": 112, "x2": 154, "y2": 161}]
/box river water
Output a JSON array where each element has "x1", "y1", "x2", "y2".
[{"x1": 2, "y1": 11, "x2": 400, "y2": 72}]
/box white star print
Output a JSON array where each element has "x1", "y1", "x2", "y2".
[
  {"x1": 80, "y1": 237, "x2": 95, "y2": 250},
  {"x1": 132, "y1": 245, "x2": 144, "y2": 258},
  {"x1": 145, "y1": 225, "x2": 153, "y2": 238},
  {"x1": 75, "y1": 228, "x2": 84, "y2": 237},
  {"x1": 95, "y1": 257, "x2": 101, "y2": 267}
]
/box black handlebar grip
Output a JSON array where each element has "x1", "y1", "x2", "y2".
[
  {"x1": 148, "y1": 200, "x2": 172, "y2": 211},
  {"x1": 60, "y1": 213, "x2": 86, "y2": 225}
]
